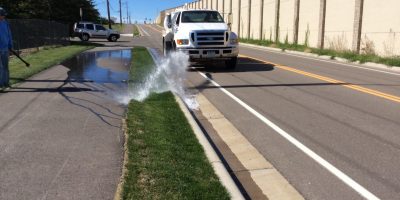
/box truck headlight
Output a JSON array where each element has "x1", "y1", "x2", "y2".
[
  {"x1": 176, "y1": 39, "x2": 189, "y2": 45},
  {"x1": 230, "y1": 38, "x2": 238, "y2": 45}
]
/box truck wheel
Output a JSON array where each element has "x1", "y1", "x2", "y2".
[
  {"x1": 225, "y1": 57, "x2": 238, "y2": 69},
  {"x1": 109, "y1": 35, "x2": 118, "y2": 42},
  {"x1": 80, "y1": 33, "x2": 90, "y2": 41},
  {"x1": 163, "y1": 41, "x2": 172, "y2": 56}
]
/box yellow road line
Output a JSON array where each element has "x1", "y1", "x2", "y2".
[{"x1": 239, "y1": 54, "x2": 400, "y2": 103}]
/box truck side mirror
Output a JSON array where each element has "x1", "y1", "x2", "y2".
[{"x1": 164, "y1": 14, "x2": 172, "y2": 30}]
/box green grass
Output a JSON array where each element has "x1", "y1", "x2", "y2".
[
  {"x1": 133, "y1": 25, "x2": 140, "y2": 37},
  {"x1": 102, "y1": 23, "x2": 125, "y2": 32},
  {"x1": 112, "y1": 24, "x2": 125, "y2": 32},
  {"x1": 129, "y1": 47, "x2": 154, "y2": 83},
  {"x1": 240, "y1": 38, "x2": 400, "y2": 67},
  {"x1": 121, "y1": 47, "x2": 230, "y2": 200},
  {"x1": 8, "y1": 45, "x2": 93, "y2": 86}
]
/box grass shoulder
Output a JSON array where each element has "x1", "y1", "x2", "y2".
[
  {"x1": 8, "y1": 45, "x2": 93, "y2": 86},
  {"x1": 133, "y1": 25, "x2": 140, "y2": 37},
  {"x1": 121, "y1": 47, "x2": 230, "y2": 200},
  {"x1": 240, "y1": 38, "x2": 400, "y2": 67},
  {"x1": 102, "y1": 24, "x2": 125, "y2": 32}
]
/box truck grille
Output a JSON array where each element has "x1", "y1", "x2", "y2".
[{"x1": 193, "y1": 31, "x2": 227, "y2": 46}]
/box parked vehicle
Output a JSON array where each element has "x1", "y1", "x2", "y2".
[
  {"x1": 73, "y1": 22, "x2": 120, "y2": 42},
  {"x1": 163, "y1": 9, "x2": 239, "y2": 69}
]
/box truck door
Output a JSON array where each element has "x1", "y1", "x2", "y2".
[{"x1": 173, "y1": 12, "x2": 181, "y2": 33}]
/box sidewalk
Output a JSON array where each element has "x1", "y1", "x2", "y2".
[{"x1": 0, "y1": 49, "x2": 125, "y2": 199}]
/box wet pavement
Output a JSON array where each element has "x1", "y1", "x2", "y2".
[
  {"x1": 64, "y1": 49, "x2": 131, "y2": 84},
  {"x1": 0, "y1": 48, "x2": 129, "y2": 200}
]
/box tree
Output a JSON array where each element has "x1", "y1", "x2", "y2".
[{"x1": 0, "y1": 0, "x2": 100, "y2": 23}]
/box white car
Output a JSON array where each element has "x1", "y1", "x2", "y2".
[{"x1": 163, "y1": 9, "x2": 239, "y2": 69}]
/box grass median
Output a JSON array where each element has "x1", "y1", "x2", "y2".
[
  {"x1": 133, "y1": 25, "x2": 140, "y2": 37},
  {"x1": 121, "y1": 47, "x2": 230, "y2": 200},
  {"x1": 112, "y1": 24, "x2": 125, "y2": 32},
  {"x1": 8, "y1": 45, "x2": 93, "y2": 86},
  {"x1": 240, "y1": 38, "x2": 400, "y2": 67}
]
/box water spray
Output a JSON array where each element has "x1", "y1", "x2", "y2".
[{"x1": 115, "y1": 49, "x2": 199, "y2": 110}]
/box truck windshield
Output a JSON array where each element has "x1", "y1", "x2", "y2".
[{"x1": 181, "y1": 11, "x2": 224, "y2": 23}]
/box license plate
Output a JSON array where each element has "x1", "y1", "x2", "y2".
[{"x1": 207, "y1": 50, "x2": 216, "y2": 57}]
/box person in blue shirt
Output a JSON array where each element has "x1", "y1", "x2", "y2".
[{"x1": 0, "y1": 7, "x2": 12, "y2": 88}]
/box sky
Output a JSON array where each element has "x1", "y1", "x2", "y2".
[{"x1": 94, "y1": 0, "x2": 193, "y2": 23}]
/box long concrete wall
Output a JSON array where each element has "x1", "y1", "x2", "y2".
[{"x1": 158, "y1": 0, "x2": 400, "y2": 56}]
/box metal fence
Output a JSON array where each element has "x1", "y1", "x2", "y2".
[{"x1": 8, "y1": 19, "x2": 70, "y2": 50}]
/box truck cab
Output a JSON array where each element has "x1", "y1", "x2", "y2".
[{"x1": 163, "y1": 9, "x2": 239, "y2": 69}]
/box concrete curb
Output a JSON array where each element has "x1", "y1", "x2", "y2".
[
  {"x1": 240, "y1": 43, "x2": 400, "y2": 73},
  {"x1": 174, "y1": 95, "x2": 245, "y2": 200},
  {"x1": 113, "y1": 119, "x2": 128, "y2": 200}
]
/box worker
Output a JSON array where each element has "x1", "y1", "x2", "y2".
[{"x1": 0, "y1": 7, "x2": 12, "y2": 88}]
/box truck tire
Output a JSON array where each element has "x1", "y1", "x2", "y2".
[
  {"x1": 163, "y1": 41, "x2": 172, "y2": 56},
  {"x1": 108, "y1": 35, "x2": 118, "y2": 42},
  {"x1": 225, "y1": 57, "x2": 238, "y2": 69},
  {"x1": 80, "y1": 33, "x2": 90, "y2": 41}
]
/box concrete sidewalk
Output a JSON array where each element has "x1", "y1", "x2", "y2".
[{"x1": 0, "y1": 50, "x2": 125, "y2": 199}]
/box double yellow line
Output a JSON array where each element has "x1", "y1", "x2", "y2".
[{"x1": 240, "y1": 54, "x2": 400, "y2": 103}]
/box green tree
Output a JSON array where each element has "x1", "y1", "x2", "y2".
[{"x1": 0, "y1": 0, "x2": 100, "y2": 23}]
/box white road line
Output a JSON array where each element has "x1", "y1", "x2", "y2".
[
  {"x1": 120, "y1": 33, "x2": 133, "y2": 37},
  {"x1": 137, "y1": 25, "x2": 150, "y2": 36},
  {"x1": 241, "y1": 44, "x2": 400, "y2": 76},
  {"x1": 197, "y1": 71, "x2": 380, "y2": 200}
]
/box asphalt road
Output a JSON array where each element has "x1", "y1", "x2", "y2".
[{"x1": 137, "y1": 24, "x2": 400, "y2": 200}]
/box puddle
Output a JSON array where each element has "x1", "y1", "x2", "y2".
[
  {"x1": 64, "y1": 49, "x2": 131, "y2": 84},
  {"x1": 62, "y1": 48, "x2": 198, "y2": 110},
  {"x1": 61, "y1": 49, "x2": 131, "y2": 104}
]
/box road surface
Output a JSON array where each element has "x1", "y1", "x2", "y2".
[
  {"x1": 136, "y1": 24, "x2": 400, "y2": 200},
  {"x1": 0, "y1": 48, "x2": 129, "y2": 200}
]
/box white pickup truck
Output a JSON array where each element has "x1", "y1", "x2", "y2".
[{"x1": 163, "y1": 9, "x2": 239, "y2": 69}]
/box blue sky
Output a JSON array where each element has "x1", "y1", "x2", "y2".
[{"x1": 94, "y1": 0, "x2": 193, "y2": 23}]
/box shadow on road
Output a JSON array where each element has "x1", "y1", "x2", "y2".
[
  {"x1": 189, "y1": 57, "x2": 275, "y2": 73},
  {"x1": 2, "y1": 49, "x2": 131, "y2": 128}
]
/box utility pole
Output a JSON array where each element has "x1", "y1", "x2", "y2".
[
  {"x1": 119, "y1": 0, "x2": 122, "y2": 25},
  {"x1": 293, "y1": 0, "x2": 300, "y2": 44},
  {"x1": 80, "y1": 7, "x2": 83, "y2": 21},
  {"x1": 247, "y1": 0, "x2": 251, "y2": 39},
  {"x1": 238, "y1": 0, "x2": 241, "y2": 38},
  {"x1": 259, "y1": 0, "x2": 264, "y2": 40},
  {"x1": 318, "y1": 0, "x2": 327, "y2": 49},
  {"x1": 352, "y1": 0, "x2": 364, "y2": 53},
  {"x1": 274, "y1": 0, "x2": 281, "y2": 43},
  {"x1": 106, "y1": 0, "x2": 112, "y2": 29},
  {"x1": 126, "y1": 1, "x2": 129, "y2": 24}
]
